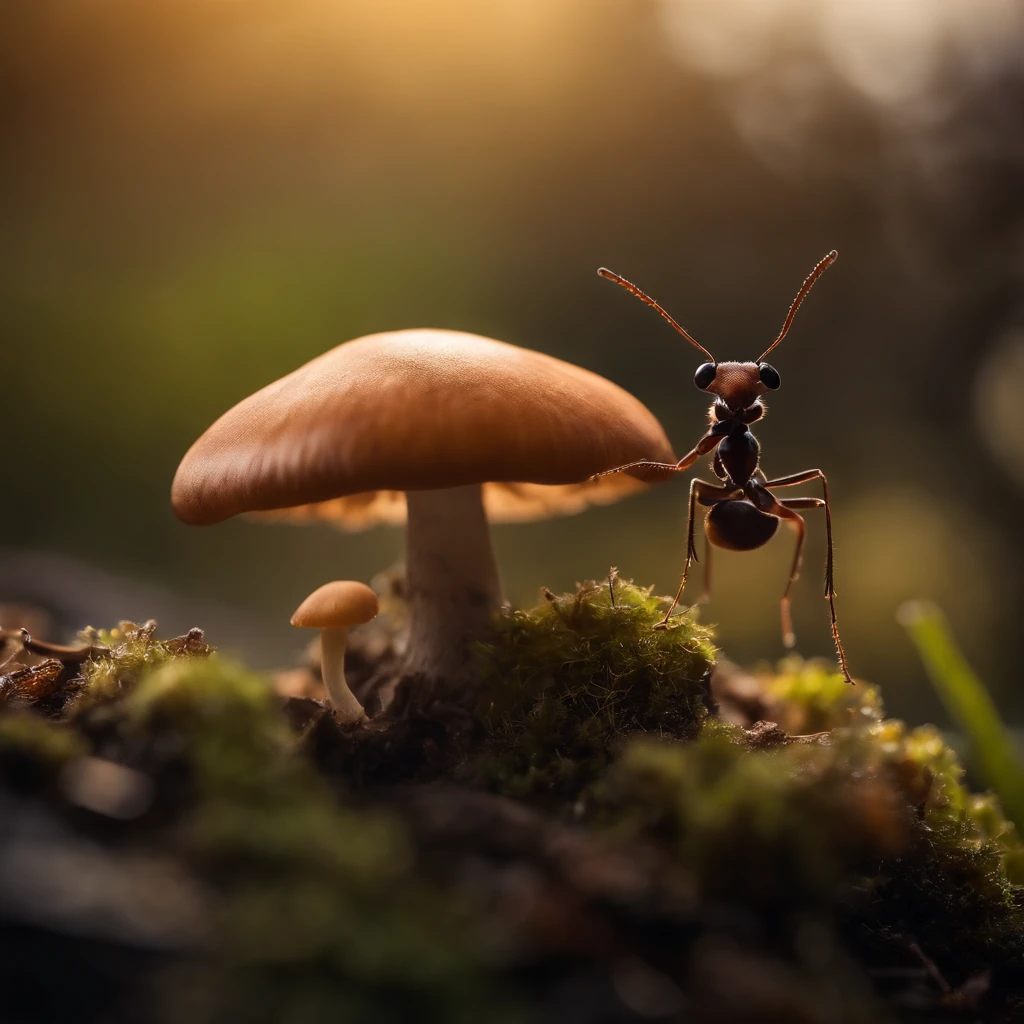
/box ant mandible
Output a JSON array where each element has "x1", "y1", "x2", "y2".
[{"x1": 593, "y1": 250, "x2": 854, "y2": 684}]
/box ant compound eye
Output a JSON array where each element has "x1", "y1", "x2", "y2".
[
  {"x1": 758, "y1": 362, "x2": 781, "y2": 390},
  {"x1": 694, "y1": 362, "x2": 717, "y2": 390}
]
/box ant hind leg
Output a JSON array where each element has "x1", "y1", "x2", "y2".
[
  {"x1": 776, "y1": 509, "x2": 807, "y2": 649},
  {"x1": 776, "y1": 492, "x2": 854, "y2": 684}
]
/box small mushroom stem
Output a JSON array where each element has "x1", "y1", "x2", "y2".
[
  {"x1": 403, "y1": 484, "x2": 502, "y2": 687},
  {"x1": 319, "y1": 626, "x2": 366, "y2": 724}
]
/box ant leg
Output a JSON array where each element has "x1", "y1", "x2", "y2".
[
  {"x1": 655, "y1": 482, "x2": 700, "y2": 628},
  {"x1": 589, "y1": 459, "x2": 689, "y2": 482},
  {"x1": 686, "y1": 518, "x2": 715, "y2": 607},
  {"x1": 762, "y1": 477, "x2": 853, "y2": 683},
  {"x1": 780, "y1": 499, "x2": 824, "y2": 509},
  {"x1": 762, "y1": 470, "x2": 825, "y2": 488},
  {"x1": 590, "y1": 431, "x2": 725, "y2": 483},
  {"x1": 675, "y1": 431, "x2": 726, "y2": 473},
  {"x1": 773, "y1": 505, "x2": 807, "y2": 650},
  {"x1": 763, "y1": 469, "x2": 835, "y2": 600},
  {"x1": 656, "y1": 477, "x2": 734, "y2": 628},
  {"x1": 747, "y1": 485, "x2": 810, "y2": 650},
  {"x1": 699, "y1": 529, "x2": 713, "y2": 605}
]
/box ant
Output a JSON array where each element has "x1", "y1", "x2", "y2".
[{"x1": 592, "y1": 250, "x2": 853, "y2": 683}]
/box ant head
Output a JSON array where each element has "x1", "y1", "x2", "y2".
[
  {"x1": 598, "y1": 250, "x2": 836, "y2": 411},
  {"x1": 695, "y1": 360, "x2": 778, "y2": 410}
]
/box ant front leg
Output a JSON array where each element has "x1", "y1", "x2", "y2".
[
  {"x1": 656, "y1": 477, "x2": 735, "y2": 629},
  {"x1": 589, "y1": 459, "x2": 689, "y2": 482},
  {"x1": 590, "y1": 430, "x2": 725, "y2": 483}
]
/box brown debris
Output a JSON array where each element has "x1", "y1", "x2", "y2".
[
  {"x1": 0, "y1": 659, "x2": 65, "y2": 705},
  {"x1": 21, "y1": 633, "x2": 111, "y2": 664},
  {"x1": 744, "y1": 720, "x2": 791, "y2": 748},
  {"x1": 164, "y1": 627, "x2": 212, "y2": 657}
]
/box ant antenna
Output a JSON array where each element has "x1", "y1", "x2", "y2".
[
  {"x1": 757, "y1": 250, "x2": 837, "y2": 363},
  {"x1": 598, "y1": 268, "x2": 716, "y2": 363}
]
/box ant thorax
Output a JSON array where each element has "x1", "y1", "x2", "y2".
[{"x1": 715, "y1": 426, "x2": 761, "y2": 484}]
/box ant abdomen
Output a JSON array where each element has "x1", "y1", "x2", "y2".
[{"x1": 706, "y1": 500, "x2": 779, "y2": 551}]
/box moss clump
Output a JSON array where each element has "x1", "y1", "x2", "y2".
[
  {"x1": 763, "y1": 656, "x2": 884, "y2": 734},
  {"x1": 593, "y1": 726, "x2": 906, "y2": 913},
  {"x1": 851, "y1": 718, "x2": 1024, "y2": 986},
  {"x1": 473, "y1": 575, "x2": 716, "y2": 799},
  {"x1": 591, "y1": 669, "x2": 1024, "y2": 1007},
  {"x1": 73, "y1": 621, "x2": 212, "y2": 712}
]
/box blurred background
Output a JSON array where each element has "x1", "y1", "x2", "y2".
[{"x1": 2, "y1": 0, "x2": 1023, "y2": 726}]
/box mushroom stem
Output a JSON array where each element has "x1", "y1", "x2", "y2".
[
  {"x1": 403, "y1": 484, "x2": 502, "y2": 687},
  {"x1": 319, "y1": 626, "x2": 366, "y2": 724}
]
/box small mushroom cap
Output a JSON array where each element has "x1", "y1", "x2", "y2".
[
  {"x1": 172, "y1": 329, "x2": 676, "y2": 528},
  {"x1": 290, "y1": 581, "x2": 379, "y2": 629}
]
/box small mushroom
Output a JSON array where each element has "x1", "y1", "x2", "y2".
[
  {"x1": 290, "y1": 581, "x2": 378, "y2": 723},
  {"x1": 173, "y1": 330, "x2": 675, "y2": 689}
]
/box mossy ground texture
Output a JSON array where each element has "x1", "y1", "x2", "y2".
[{"x1": 1, "y1": 577, "x2": 1022, "y2": 1023}]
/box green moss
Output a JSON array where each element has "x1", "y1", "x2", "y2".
[
  {"x1": 592, "y1": 669, "x2": 1024, "y2": 996},
  {"x1": 855, "y1": 718, "x2": 1024, "y2": 980},
  {"x1": 764, "y1": 656, "x2": 884, "y2": 733},
  {"x1": 473, "y1": 575, "x2": 716, "y2": 799},
  {"x1": 593, "y1": 728, "x2": 895, "y2": 912},
  {"x1": 73, "y1": 620, "x2": 210, "y2": 711},
  {"x1": 761, "y1": 658, "x2": 1022, "y2": 880}
]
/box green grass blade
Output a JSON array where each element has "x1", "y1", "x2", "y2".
[{"x1": 899, "y1": 600, "x2": 1024, "y2": 832}]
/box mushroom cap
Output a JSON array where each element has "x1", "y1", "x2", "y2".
[
  {"x1": 290, "y1": 580, "x2": 379, "y2": 629},
  {"x1": 172, "y1": 329, "x2": 676, "y2": 528}
]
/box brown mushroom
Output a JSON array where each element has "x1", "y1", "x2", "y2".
[
  {"x1": 290, "y1": 581, "x2": 378, "y2": 723},
  {"x1": 172, "y1": 329, "x2": 675, "y2": 689}
]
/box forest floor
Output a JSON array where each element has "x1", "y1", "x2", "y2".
[{"x1": 1, "y1": 573, "x2": 1022, "y2": 1024}]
